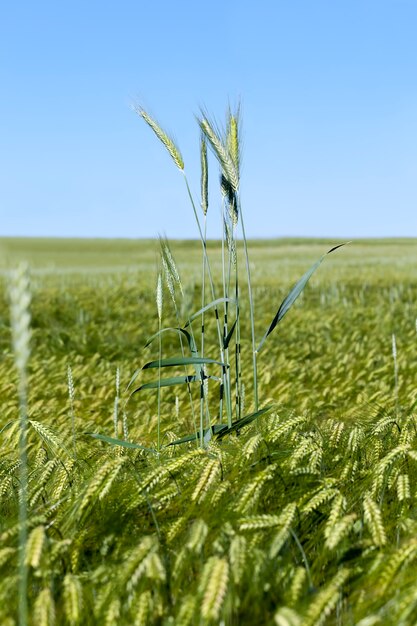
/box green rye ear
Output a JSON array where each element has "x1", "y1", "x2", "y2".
[
  {"x1": 135, "y1": 106, "x2": 184, "y2": 171},
  {"x1": 198, "y1": 115, "x2": 239, "y2": 193}
]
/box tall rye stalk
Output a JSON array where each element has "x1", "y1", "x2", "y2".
[
  {"x1": 156, "y1": 273, "x2": 163, "y2": 452},
  {"x1": 67, "y1": 364, "x2": 77, "y2": 458},
  {"x1": 9, "y1": 264, "x2": 31, "y2": 626},
  {"x1": 135, "y1": 104, "x2": 345, "y2": 448},
  {"x1": 392, "y1": 333, "x2": 399, "y2": 413}
]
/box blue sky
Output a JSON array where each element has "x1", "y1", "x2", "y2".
[{"x1": 1, "y1": 0, "x2": 416, "y2": 239}]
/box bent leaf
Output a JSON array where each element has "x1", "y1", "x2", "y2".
[
  {"x1": 132, "y1": 374, "x2": 220, "y2": 394},
  {"x1": 145, "y1": 327, "x2": 198, "y2": 355},
  {"x1": 184, "y1": 297, "x2": 236, "y2": 328},
  {"x1": 143, "y1": 356, "x2": 228, "y2": 369},
  {"x1": 87, "y1": 432, "x2": 155, "y2": 452},
  {"x1": 167, "y1": 411, "x2": 271, "y2": 447},
  {"x1": 257, "y1": 243, "x2": 348, "y2": 353},
  {"x1": 216, "y1": 406, "x2": 272, "y2": 439},
  {"x1": 167, "y1": 423, "x2": 229, "y2": 446}
]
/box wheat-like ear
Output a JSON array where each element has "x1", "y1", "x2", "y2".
[
  {"x1": 328, "y1": 420, "x2": 346, "y2": 447},
  {"x1": 397, "y1": 586, "x2": 417, "y2": 625},
  {"x1": 63, "y1": 573, "x2": 84, "y2": 626},
  {"x1": 378, "y1": 539, "x2": 417, "y2": 595},
  {"x1": 347, "y1": 425, "x2": 365, "y2": 453},
  {"x1": 34, "y1": 588, "x2": 55, "y2": 626},
  {"x1": 325, "y1": 513, "x2": 357, "y2": 551},
  {"x1": 229, "y1": 534, "x2": 247, "y2": 585},
  {"x1": 290, "y1": 438, "x2": 317, "y2": 471},
  {"x1": 224, "y1": 218, "x2": 237, "y2": 266},
  {"x1": 136, "y1": 107, "x2": 184, "y2": 170},
  {"x1": 226, "y1": 108, "x2": 241, "y2": 178},
  {"x1": 363, "y1": 493, "x2": 386, "y2": 546},
  {"x1": 303, "y1": 568, "x2": 350, "y2": 626},
  {"x1": 397, "y1": 473, "x2": 411, "y2": 502},
  {"x1": 274, "y1": 606, "x2": 302, "y2": 626},
  {"x1": 9, "y1": 264, "x2": 31, "y2": 374},
  {"x1": 25, "y1": 525, "x2": 46, "y2": 569},
  {"x1": 186, "y1": 518, "x2": 208, "y2": 553},
  {"x1": 238, "y1": 514, "x2": 284, "y2": 531},
  {"x1": 302, "y1": 487, "x2": 339, "y2": 516},
  {"x1": 144, "y1": 550, "x2": 166, "y2": 581},
  {"x1": 133, "y1": 590, "x2": 152, "y2": 626},
  {"x1": 191, "y1": 458, "x2": 220, "y2": 503},
  {"x1": 30, "y1": 459, "x2": 59, "y2": 507},
  {"x1": 156, "y1": 273, "x2": 163, "y2": 322},
  {"x1": 160, "y1": 237, "x2": 183, "y2": 297},
  {"x1": 324, "y1": 494, "x2": 346, "y2": 534},
  {"x1": 200, "y1": 134, "x2": 208, "y2": 215},
  {"x1": 199, "y1": 556, "x2": 229, "y2": 621},
  {"x1": 78, "y1": 457, "x2": 125, "y2": 519},
  {"x1": 268, "y1": 415, "x2": 306, "y2": 443},
  {"x1": 121, "y1": 536, "x2": 156, "y2": 592},
  {"x1": 0, "y1": 547, "x2": 15, "y2": 568},
  {"x1": 29, "y1": 420, "x2": 71, "y2": 458},
  {"x1": 235, "y1": 465, "x2": 276, "y2": 514},
  {"x1": 240, "y1": 433, "x2": 263, "y2": 463},
  {"x1": 287, "y1": 567, "x2": 307, "y2": 606},
  {"x1": 175, "y1": 594, "x2": 197, "y2": 626},
  {"x1": 269, "y1": 502, "x2": 297, "y2": 558},
  {"x1": 105, "y1": 599, "x2": 121, "y2": 626},
  {"x1": 199, "y1": 116, "x2": 239, "y2": 192}
]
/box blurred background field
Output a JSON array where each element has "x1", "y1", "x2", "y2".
[{"x1": 1, "y1": 236, "x2": 416, "y2": 441}]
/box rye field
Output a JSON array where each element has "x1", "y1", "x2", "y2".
[
  {"x1": 2, "y1": 108, "x2": 417, "y2": 626},
  {"x1": 1, "y1": 235, "x2": 417, "y2": 626}
]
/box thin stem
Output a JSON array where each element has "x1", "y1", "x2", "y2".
[
  {"x1": 290, "y1": 528, "x2": 314, "y2": 590},
  {"x1": 170, "y1": 301, "x2": 199, "y2": 447},
  {"x1": 183, "y1": 173, "x2": 228, "y2": 421},
  {"x1": 18, "y1": 372, "x2": 28, "y2": 626},
  {"x1": 200, "y1": 132, "x2": 209, "y2": 432},
  {"x1": 157, "y1": 317, "x2": 162, "y2": 453},
  {"x1": 200, "y1": 216, "x2": 207, "y2": 444},
  {"x1": 222, "y1": 208, "x2": 232, "y2": 427},
  {"x1": 67, "y1": 365, "x2": 77, "y2": 460},
  {"x1": 234, "y1": 242, "x2": 242, "y2": 420},
  {"x1": 239, "y1": 199, "x2": 258, "y2": 411}
]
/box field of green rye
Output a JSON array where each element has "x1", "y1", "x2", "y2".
[{"x1": 1, "y1": 236, "x2": 417, "y2": 625}]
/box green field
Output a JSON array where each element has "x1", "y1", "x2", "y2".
[{"x1": 1, "y1": 236, "x2": 417, "y2": 625}]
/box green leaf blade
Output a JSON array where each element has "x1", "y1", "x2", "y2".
[
  {"x1": 184, "y1": 297, "x2": 236, "y2": 328},
  {"x1": 143, "y1": 356, "x2": 228, "y2": 369},
  {"x1": 257, "y1": 243, "x2": 348, "y2": 353},
  {"x1": 86, "y1": 433, "x2": 155, "y2": 453}
]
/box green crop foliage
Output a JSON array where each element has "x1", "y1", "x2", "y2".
[{"x1": 0, "y1": 110, "x2": 417, "y2": 625}]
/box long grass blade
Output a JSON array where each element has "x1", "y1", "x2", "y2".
[
  {"x1": 132, "y1": 374, "x2": 220, "y2": 393},
  {"x1": 143, "y1": 356, "x2": 228, "y2": 369},
  {"x1": 87, "y1": 432, "x2": 155, "y2": 452},
  {"x1": 184, "y1": 297, "x2": 236, "y2": 328},
  {"x1": 145, "y1": 327, "x2": 198, "y2": 355},
  {"x1": 216, "y1": 406, "x2": 272, "y2": 438},
  {"x1": 257, "y1": 243, "x2": 348, "y2": 353},
  {"x1": 167, "y1": 423, "x2": 229, "y2": 446},
  {"x1": 167, "y1": 408, "x2": 272, "y2": 446}
]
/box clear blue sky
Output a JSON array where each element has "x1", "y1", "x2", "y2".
[{"x1": 1, "y1": 0, "x2": 416, "y2": 239}]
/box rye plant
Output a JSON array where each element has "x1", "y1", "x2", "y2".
[
  {"x1": 126, "y1": 106, "x2": 346, "y2": 449},
  {"x1": 93, "y1": 106, "x2": 345, "y2": 452}
]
